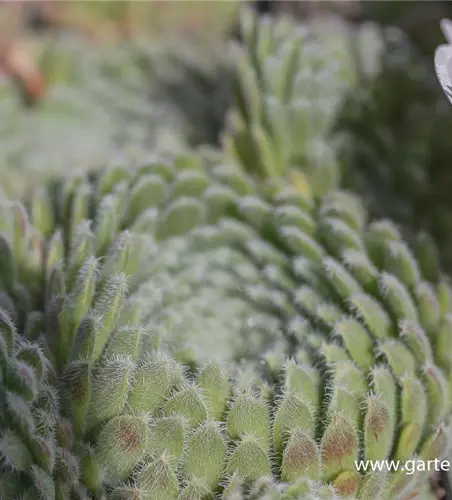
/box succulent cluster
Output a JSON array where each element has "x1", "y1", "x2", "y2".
[
  {"x1": 223, "y1": 8, "x2": 452, "y2": 280},
  {"x1": 2, "y1": 6, "x2": 452, "y2": 500},
  {"x1": 0, "y1": 36, "x2": 215, "y2": 196},
  {"x1": 0, "y1": 145, "x2": 451, "y2": 499},
  {"x1": 222, "y1": 9, "x2": 384, "y2": 197}
]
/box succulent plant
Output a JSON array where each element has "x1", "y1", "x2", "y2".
[
  {"x1": 0, "y1": 36, "x2": 192, "y2": 197},
  {"x1": 222, "y1": 8, "x2": 384, "y2": 198},
  {"x1": 224, "y1": 8, "x2": 452, "y2": 281},
  {"x1": 222, "y1": 7, "x2": 452, "y2": 288},
  {"x1": 0, "y1": 146, "x2": 451, "y2": 499}
]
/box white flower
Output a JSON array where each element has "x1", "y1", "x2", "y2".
[{"x1": 434, "y1": 19, "x2": 452, "y2": 104}]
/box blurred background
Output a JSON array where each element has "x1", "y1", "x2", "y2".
[{"x1": 3, "y1": 1, "x2": 452, "y2": 272}]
